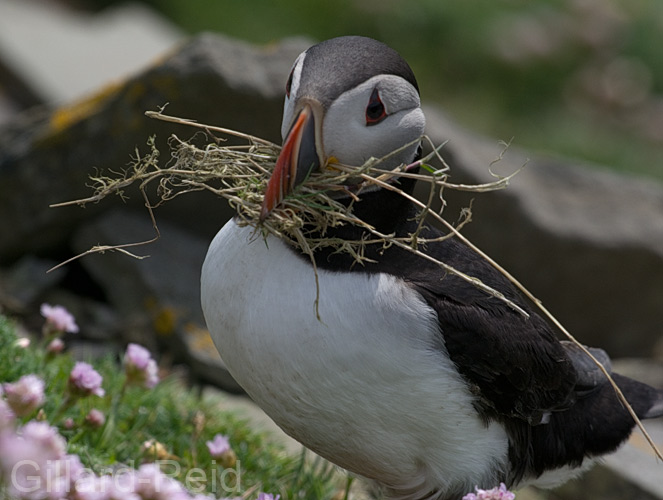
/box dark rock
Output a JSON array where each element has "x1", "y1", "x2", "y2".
[
  {"x1": 0, "y1": 255, "x2": 64, "y2": 312},
  {"x1": 77, "y1": 300, "x2": 123, "y2": 342},
  {"x1": 39, "y1": 287, "x2": 123, "y2": 343},
  {"x1": 72, "y1": 209, "x2": 205, "y2": 345},
  {"x1": 1, "y1": 32, "x2": 662, "y2": 359},
  {"x1": 612, "y1": 358, "x2": 663, "y2": 389},
  {"x1": 67, "y1": 339, "x2": 122, "y2": 364},
  {"x1": 72, "y1": 208, "x2": 240, "y2": 391},
  {"x1": 0, "y1": 33, "x2": 311, "y2": 262},
  {"x1": 549, "y1": 419, "x2": 663, "y2": 499},
  {"x1": 0, "y1": 31, "x2": 661, "y2": 498},
  {"x1": 424, "y1": 108, "x2": 663, "y2": 357}
]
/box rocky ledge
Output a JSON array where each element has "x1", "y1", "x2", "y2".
[{"x1": 0, "y1": 33, "x2": 661, "y2": 499}]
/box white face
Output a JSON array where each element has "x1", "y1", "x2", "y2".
[
  {"x1": 322, "y1": 75, "x2": 424, "y2": 170},
  {"x1": 282, "y1": 53, "x2": 425, "y2": 172}
]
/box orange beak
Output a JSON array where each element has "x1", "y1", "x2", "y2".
[{"x1": 260, "y1": 102, "x2": 322, "y2": 221}]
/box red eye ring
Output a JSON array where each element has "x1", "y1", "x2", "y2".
[{"x1": 365, "y1": 88, "x2": 387, "y2": 126}]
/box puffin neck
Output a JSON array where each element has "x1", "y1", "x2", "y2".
[
  {"x1": 292, "y1": 175, "x2": 420, "y2": 272},
  {"x1": 328, "y1": 148, "x2": 422, "y2": 238},
  {"x1": 345, "y1": 175, "x2": 417, "y2": 236}
]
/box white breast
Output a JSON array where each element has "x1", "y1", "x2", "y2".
[{"x1": 201, "y1": 220, "x2": 509, "y2": 498}]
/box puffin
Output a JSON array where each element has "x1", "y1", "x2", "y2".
[{"x1": 201, "y1": 36, "x2": 663, "y2": 500}]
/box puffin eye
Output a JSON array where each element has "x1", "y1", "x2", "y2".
[
  {"x1": 286, "y1": 68, "x2": 294, "y2": 98},
  {"x1": 365, "y1": 88, "x2": 387, "y2": 126}
]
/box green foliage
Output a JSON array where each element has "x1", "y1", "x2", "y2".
[{"x1": 0, "y1": 314, "x2": 343, "y2": 499}]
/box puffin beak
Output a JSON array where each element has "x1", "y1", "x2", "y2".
[{"x1": 260, "y1": 101, "x2": 324, "y2": 221}]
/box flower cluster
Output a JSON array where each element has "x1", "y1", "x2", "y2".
[
  {"x1": 69, "y1": 362, "x2": 105, "y2": 397},
  {"x1": 0, "y1": 419, "x2": 222, "y2": 500},
  {"x1": 0, "y1": 416, "x2": 273, "y2": 500},
  {"x1": 39, "y1": 302, "x2": 79, "y2": 355},
  {"x1": 462, "y1": 483, "x2": 516, "y2": 500},
  {"x1": 3, "y1": 374, "x2": 45, "y2": 417},
  {"x1": 206, "y1": 433, "x2": 237, "y2": 469},
  {"x1": 41, "y1": 303, "x2": 79, "y2": 335},
  {"x1": 85, "y1": 408, "x2": 106, "y2": 428},
  {"x1": 0, "y1": 305, "x2": 285, "y2": 500},
  {"x1": 0, "y1": 420, "x2": 81, "y2": 499},
  {"x1": 125, "y1": 343, "x2": 160, "y2": 389}
]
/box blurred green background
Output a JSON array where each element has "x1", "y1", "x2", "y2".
[{"x1": 80, "y1": 0, "x2": 663, "y2": 181}]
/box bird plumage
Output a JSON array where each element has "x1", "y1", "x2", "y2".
[{"x1": 201, "y1": 35, "x2": 663, "y2": 500}]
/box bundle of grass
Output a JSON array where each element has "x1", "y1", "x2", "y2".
[
  {"x1": 54, "y1": 110, "x2": 523, "y2": 315},
  {"x1": 52, "y1": 110, "x2": 661, "y2": 460}
]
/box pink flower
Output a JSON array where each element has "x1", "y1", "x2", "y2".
[
  {"x1": 52, "y1": 454, "x2": 86, "y2": 497},
  {"x1": 4, "y1": 374, "x2": 45, "y2": 416},
  {"x1": 133, "y1": 463, "x2": 190, "y2": 500},
  {"x1": 47, "y1": 337, "x2": 65, "y2": 354},
  {"x1": 69, "y1": 362, "x2": 105, "y2": 397},
  {"x1": 70, "y1": 474, "x2": 110, "y2": 500},
  {"x1": 0, "y1": 421, "x2": 69, "y2": 499},
  {"x1": 257, "y1": 494, "x2": 280, "y2": 500},
  {"x1": 20, "y1": 421, "x2": 68, "y2": 456},
  {"x1": 74, "y1": 473, "x2": 141, "y2": 500},
  {"x1": 206, "y1": 433, "x2": 236, "y2": 468},
  {"x1": 85, "y1": 408, "x2": 106, "y2": 428},
  {"x1": 124, "y1": 343, "x2": 159, "y2": 389},
  {"x1": 125, "y1": 343, "x2": 152, "y2": 371},
  {"x1": 462, "y1": 483, "x2": 516, "y2": 500},
  {"x1": 0, "y1": 399, "x2": 15, "y2": 430},
  {"x1": 41, "y1": 303, "x2": 79, "y2": 334},
  {"x1": 206, "y1": 434, "x2": 231, "y2": 458}
]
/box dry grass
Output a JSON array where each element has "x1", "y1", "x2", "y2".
[{"x1": 51, "y1": 109, "x2": 662, "y2": 461}]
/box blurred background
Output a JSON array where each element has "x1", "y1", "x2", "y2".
[
  {"x1": 2, "y1": 0, "x2": 663, "y2": 180},
  {"x1": 1, "y1": 1, "x2": 662, "y2": 497}
]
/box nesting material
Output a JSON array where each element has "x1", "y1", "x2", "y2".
[
  {"x1": 51, "y1": 110, "x2": 660, "y2": 458},
  {"x1": 56, "y1": 110, "x2": 526, "y2": 313}
]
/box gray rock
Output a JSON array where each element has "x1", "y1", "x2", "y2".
[
  {"x1": 78, "y1": 300, "x2": 124, "y2": 342},
  {"x1": 73, "y1": 209, "x2": 206, "y2": 325},
  {"x1": 549, "y1": 419, "x2": 663, "y2": 500},
  {"x1": 0, "y1": 33, "x2": 310, "y2": 262},
  {"x1": 72, "y1": 208, "x2": 240, "y2": 390},
  {"x1": 0, "y1": 28, "x2": 659, "y2": 500},
  {"x1": 0, "y1": 0, "x2": 183, "y2": 107},
  {"x1": 0, "y1": 255, "x2": 64, "y2": 312},
  {"x1": 424, "y1": 108, "x2": 663, "y2": 357},
  {"x1": 39, "y1": 288, "x2": 123, "y2": 343},
  {"x1": 603, "y1": 419, "x2": 663, "y2": 500},
  {"x1": 613, "y1": 358, "x2": 663, "y2": 389},
  {"x1": 1, "y1": 32, "x2": 662, "y2": 358}
]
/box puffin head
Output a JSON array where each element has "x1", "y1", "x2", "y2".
[{"x1": 260, "y1": 36, "x2": 425, "y2": 220}]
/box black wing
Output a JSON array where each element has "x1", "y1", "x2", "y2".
[
  {"x1": 405, "y1": 234, "x2": 580, "y2": 425},
  {"x1": 312, "y1": 195, "x2": 585, "y2": 424},
  {"x1": 310, "y1": 189, "x2": 662, "y2": 482},
  {"x1": 403, "y1": 229, "x2": 663, "y2": 482}
]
